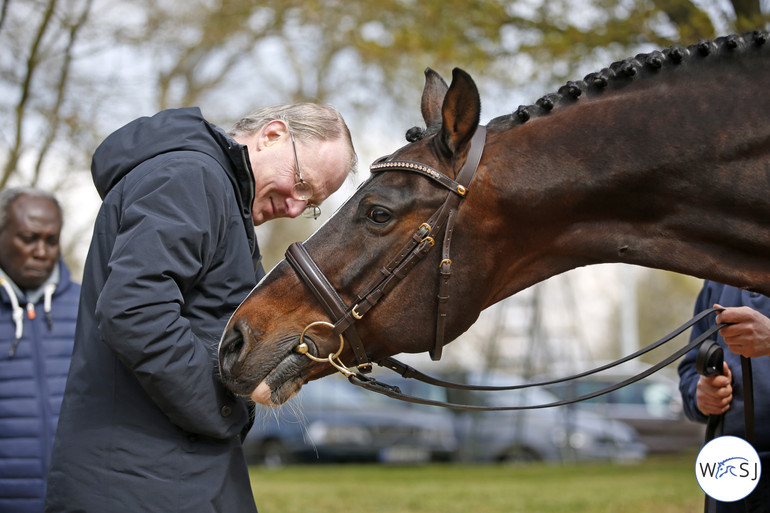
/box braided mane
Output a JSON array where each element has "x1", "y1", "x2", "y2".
[
  {"x1": 490, "y1": 30, "x2": 769, "y2": 129},
  {"x1": 406, "y1": 30, "x2": 769, "y2": 141}
]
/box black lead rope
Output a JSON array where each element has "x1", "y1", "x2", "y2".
[
  {"x1": 697, "y1": 341, "x2": 756, "y2": 513},
  {"x1": 347, "y1": 308, "x2": 727, "y2": 411},
  {"x1": 741, "y1": 356, "x2": 755, "y2": 446}
]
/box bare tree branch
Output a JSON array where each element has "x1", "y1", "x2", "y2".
[
  {"x1": 0, "y1": 0, "x2": 11, "y2": 33},
  {"x1": 2, "y1": 0, "x2": 58, "y2": 189},
  {"x1": 31, "y1": 0, "x2": 93, "y2": 185}
]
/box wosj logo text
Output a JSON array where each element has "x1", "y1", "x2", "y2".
[
  {"x1": 696, "y1": 436, "x2": 762, "y2": 503},
  {"x1": 699, "y1": 457, "x2": 760, "y2": 481}
]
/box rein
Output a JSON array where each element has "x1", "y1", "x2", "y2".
[{"x1": 351, "y1": 308, "x2": 726, "y2": 410}]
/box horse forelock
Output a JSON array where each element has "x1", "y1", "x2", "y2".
[
  {"x1": 487, "y1": 29, "x2": 769, "y2": 130},
  {"x1": 405, "y1": 123, "x2": 442, "y2": 142}
]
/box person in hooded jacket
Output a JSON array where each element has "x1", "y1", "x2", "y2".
[
  {"x1": 45, "y1": 104, "x2": 356, "y2": 513},
  {"x1": 0, "y1": 187, "x2": 80, "y2": 513}
]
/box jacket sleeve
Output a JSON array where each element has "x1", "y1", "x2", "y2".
[
  {"x1": 677, "y1": 281, "x2": 717, "y2": 425},
  {"x1": 95, "y1": 154, "x2": 250, "y2": 439}
]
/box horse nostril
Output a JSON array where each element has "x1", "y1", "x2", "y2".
[{"x1": 219, "y1": 324, "x2": 247, "y2": 375}]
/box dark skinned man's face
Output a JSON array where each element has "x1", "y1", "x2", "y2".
[{"x1": 0, "y1": 195, "x2": 62, "y2": 290}]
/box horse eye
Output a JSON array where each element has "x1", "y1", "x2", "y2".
[{"x1": 367, "y1": 207, "x2": 391, "y2": 224}]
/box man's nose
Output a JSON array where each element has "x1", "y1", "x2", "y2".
[
  {"x1": 31, "y1": 240, "x2": 54, "y2": 258},
  {"x1": 286, "y1": 197, "x2": 307, "y2": 218}
]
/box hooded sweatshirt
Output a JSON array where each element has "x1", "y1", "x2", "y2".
[{"x1": 46, "y1": 108, "x2": 263, "y2": 513}]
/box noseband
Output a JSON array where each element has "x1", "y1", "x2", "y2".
[{"x1": 285, "y1": 125, "x2": 487, "y2": 372}]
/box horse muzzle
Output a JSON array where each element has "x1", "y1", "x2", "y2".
[{"x1": 218, "y1": 320, "x2": 258, "y2": 396}]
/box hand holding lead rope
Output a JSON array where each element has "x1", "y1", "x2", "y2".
[{"x1": 696, "y1": 339, "x2": 726, "y2": 441}]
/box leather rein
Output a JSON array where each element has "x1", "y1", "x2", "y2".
[{"x1": 283, "y1": 125, "x2": 749, "y2": 417}]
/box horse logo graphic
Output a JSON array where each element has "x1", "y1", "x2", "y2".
[{"x1": 715, "y1": 457, "x2": 750, "y2": 479}]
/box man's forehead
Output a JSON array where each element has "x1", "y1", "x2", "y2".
[{"x1": 9, "y1": 196, "x2": 61, "y2": 227}]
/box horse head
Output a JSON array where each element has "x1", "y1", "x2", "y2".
[{"x1": 219, "y1": 68, "x2": 493, "y2": 405}]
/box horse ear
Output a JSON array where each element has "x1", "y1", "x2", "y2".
[
  {"x1": 421, "y1": 67, "x2": 449, "y2": 128},
  {"x1": 439, "y1": 68, "x2": 481, "y2": 156}
]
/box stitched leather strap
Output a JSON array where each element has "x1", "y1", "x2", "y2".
[
  {"x1": 430, "y1": 126, "x2": 487, "y2": 359},
  {"x1": 286, "y1": 242, "x2": 372, "y2": 372},
  {"x1": 434, "y1": 209, "x2": 455, "y2": 360}
]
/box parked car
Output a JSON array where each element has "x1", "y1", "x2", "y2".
[
  {"x1": 243, "y1": 373, "x2": 457, "y2": 466},
  {"x1": 383, "y1": 370, "x2": 648, "y2": 464},
  {"x1": 539, "y1": 363, "x2": 706, "y2": 453}
]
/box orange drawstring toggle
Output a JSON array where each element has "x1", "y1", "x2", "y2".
[{"x1": 26, "y1": 303, "x2": 36, "y2": 320}]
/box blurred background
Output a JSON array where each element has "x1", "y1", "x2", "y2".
[{"x1": 3, "y1": 0, "x2": 769, "y2": 463}]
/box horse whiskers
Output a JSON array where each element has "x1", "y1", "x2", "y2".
[
  {"x1": 251, "y1": 393, "x2": 320, "y2": 460},
  {"x1": 253, "y1": 394, "x2": 305, "y2": 427},
  {"x1": 284, "y1": 396, "x2": 315, "y2": 449}
]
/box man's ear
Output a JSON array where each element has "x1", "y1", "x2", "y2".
[{"x1": 258, "y1": 120, "x2": 289, "y2": 149}]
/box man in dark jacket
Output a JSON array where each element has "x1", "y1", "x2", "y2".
[
  {"x1": 678, "y1": 281, "x2": 770, "y2": 512},
  {"x1": 0, "y1": 187, "x2": 80, "y2": 513},
  {"x1": 45, "y1": 104, "x2": 356, "y2": 512}
]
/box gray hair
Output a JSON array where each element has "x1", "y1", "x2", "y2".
[
  {"x1": 0, "y1": 187, "x2": 62, "y2": 232},
  {"x1": 228, "y1": 103, "x2": 357, "y2": 174}
]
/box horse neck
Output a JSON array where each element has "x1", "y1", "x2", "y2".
[{"x1": 482, "y1": 59, "x2": 770, "y2": 300}]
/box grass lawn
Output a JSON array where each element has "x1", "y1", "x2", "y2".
[{"x1": 249, "y1": 452, "x2": 704, "y2": 513}]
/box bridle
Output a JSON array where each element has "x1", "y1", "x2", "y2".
[
  {"x1": 282, "y1": 125, "x2": 753, "y2": 427},
  {"x1": 286, "y1": 124, "x2": 487, "y2": 374}
]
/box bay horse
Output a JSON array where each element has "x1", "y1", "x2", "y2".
[{"x1": 219, "y1": 31, "x2": 770, "y2": 407}]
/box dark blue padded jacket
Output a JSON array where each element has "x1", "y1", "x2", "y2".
[{"x1": 0, "y1": 259, "x2": 80, "y2": 512}]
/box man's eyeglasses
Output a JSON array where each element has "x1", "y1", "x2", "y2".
[{"x1": 289, "y1": 130, "x2": 321, "y2": 219}]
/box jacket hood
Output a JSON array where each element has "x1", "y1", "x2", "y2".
[{"x1": 91, "y1": 107, "x2": 252, "y2": 202}]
